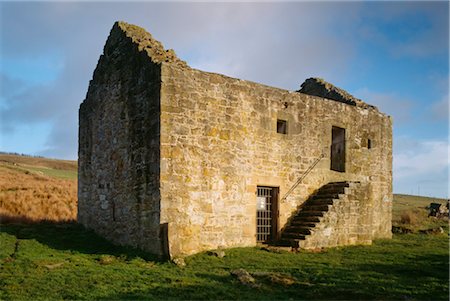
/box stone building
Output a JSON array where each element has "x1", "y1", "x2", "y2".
[{"x1": 78, "y1": 21, "x2": 393, "y2": 258}]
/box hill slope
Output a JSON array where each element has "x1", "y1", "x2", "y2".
[
  {"x1": 0, "y1": 154, "x2": 77, "y2": 223},
  {"x1": 0, "y1": 153, "x2": 447, "y2": 223}
]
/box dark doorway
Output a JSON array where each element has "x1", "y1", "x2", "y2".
[
  {"x1": 331, "y1": 126, "x2": 346, "y2": 172},
  {"x1": 256, "y1": 186, "x2": 279, "y2": 243}
]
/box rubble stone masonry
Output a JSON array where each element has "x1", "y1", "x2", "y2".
[{"x1": 79, "y1": 22, "x2": 393, "y2": 257}]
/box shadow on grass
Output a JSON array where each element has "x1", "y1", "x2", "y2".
[
  {"x1": 95, "y1": 274, "x2": 246, "y2": 301},
  {"x1": 0, "y1": 221, "x2": 160, "y2": 261},
  {"x1": 94, "y1": 250, "x2": 449, "y2": 301},
  {"x1": 353, "y1": 253, "x2": 449, "y2": 300}
]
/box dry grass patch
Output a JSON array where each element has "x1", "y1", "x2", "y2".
[
  {"x1": 0, "y1": 163, "x2": 77, "y2": 223},
  {"x1": 399, "y1": 209, "x2": 427, "y2": 227}
]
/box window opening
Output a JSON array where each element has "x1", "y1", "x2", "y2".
[
  {"x1": 331, "y1": 126, "x2": 346, "y2": 172},
  {"x1": 277, "y1": 119, "x2": 287, "y2": 134},
  {"x1": 368, "y1": 139, "x2": 372, "y2": 149}
]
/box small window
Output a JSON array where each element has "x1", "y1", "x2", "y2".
[
  {"x1": 277, "y1": 119, "x2": 287, "y2": 134},
  {"x1": 368, "y1": 139, "x2": 372, "y2": 149}
]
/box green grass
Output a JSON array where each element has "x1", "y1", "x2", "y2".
[
  {"x1": 20, "y1": 165, "x2": 78, "y2": 180},
  {"x1": 1, "y1": 163, "x2": 77, "y2": 180},
  {"x1": 0, "y1": 223, "x2": 448, "y2": 300}
]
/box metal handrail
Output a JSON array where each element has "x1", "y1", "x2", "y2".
[{"x1": 280, "y1": 151, "x2": 326, "y2": 202}]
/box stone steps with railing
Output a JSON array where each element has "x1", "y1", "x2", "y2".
[{"x1": 278, "y1": 181, "x2": 364, "y2": 248}]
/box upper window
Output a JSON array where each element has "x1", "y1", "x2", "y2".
[
  {"x1": 277, "y1": 119, "x2": 288, "y2": 134},
  {"x1": 331, "y1": 126, "x2": 346, "y2": 172}
]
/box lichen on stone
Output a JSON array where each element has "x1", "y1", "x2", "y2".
[{"x1": 116, "y1": 21, "x2": 187, "y2": 68}]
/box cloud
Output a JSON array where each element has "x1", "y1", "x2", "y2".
[
  {"x1": 0, "y1": 73, "x2": 28, "y2": 101},
  {"x1": 394, "y1": 137, "x2": 449, "y2": 198},
  {"x1": 1, "y1": 1, "x2": 448, "y2": 164},
  {"x1": 430, "y1": 94, "x2": 449, "y2": 121},
  {"x1": 1, "y1": 2, "x2": 366, "y2": 159},
  {"x1": 353, "y1": 88, "x2": 415, "y2": 123},
  {"x1": 37, "y1": 111, "x2": 78, "y2": 159}
]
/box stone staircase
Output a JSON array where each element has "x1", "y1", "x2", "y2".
[{"x1": 278, "y1": 181, "x2": 362, "y2": 249}]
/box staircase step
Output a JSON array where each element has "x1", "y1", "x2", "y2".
[
  {"x1": 293, "y1": 216, "x2": 321, "y2": 223},
  {"x1": 297, "y1": 211, "x2": 325, "y2": 217},
  {"x1": 303, "y1": 204, "x2": 330, "y2": 212},
  {"x1": 309, "y1": 199, "x2": 335, "y2": 206},
  {"x1": 317, "y1": 187, "x2": 347, "y2": 194},
  {"x1": 327, "y1": 181, "x2": 350, "y2": 185},
  {"x1": 282, "y1": 232, "x2": 307, "y2": 240},
  {"x1": 284, "y1": 226, "x2": 313, "y2": 235},
  {"x1": 290, "y1": 221, "x2": 317, "y2": 227},
  {"x1": 313, "y1": 194, "x2": 340, "y2": 200},
  {"x1": 320, "y1": 183, "x2": 350, "y2": 190}
]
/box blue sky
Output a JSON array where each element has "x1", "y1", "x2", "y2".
[{"x1": 0, "y1": 2, "x2": 448, "y2": 198}]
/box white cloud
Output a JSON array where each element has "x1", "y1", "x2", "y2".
[
  {"x1": 1, "y1": 2, "x2": 365, "y2": 159},
  {"x1": 394, "y1": 137, "x2": 449, "y2": 198},
  {"x1": 353, "y1": 88, "x2": 415, "y2": 123},
  {"x1": 1, "y1": 1, "x2": 448, "y2": 172}
]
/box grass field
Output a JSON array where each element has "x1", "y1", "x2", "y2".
[
  {"x1": 0, "y1": 154, "x2": 448, "y2": 300},
  {"x1": 1, "y1": 223, "x2": 448, "y2": 300}
]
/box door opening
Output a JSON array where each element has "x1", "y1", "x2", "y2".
[
  {"x1": 331, "y1": 126, "x2": 346, "y2": 172},
  {"x1": 256, "y1": 186, "x2": 279, "y2": 243}
]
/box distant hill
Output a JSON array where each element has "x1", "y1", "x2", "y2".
[
  {"x1": 0, "y1": 153, "x2": 447, "y2": 224},
  {"x1": 393, "y1": 194, "x2": 447, "y2": 215},
  {"x1": 0, "y1": 153, "x2": 77, "y2": 174}
]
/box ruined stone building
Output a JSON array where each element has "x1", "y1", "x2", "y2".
[{"x1": 78, "y1": 21, "x2": 393, "y2": 257}]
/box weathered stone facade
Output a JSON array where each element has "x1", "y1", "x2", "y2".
[{"x1": 78, "y1": 21, "x2": 393, "y2": 258}]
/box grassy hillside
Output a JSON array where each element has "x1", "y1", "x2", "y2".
[
  {"x1": 392, "y1": 194, "x2": 448, "y2": 233},
  {"x1": 393, "y1": 194, "x2": 447, "y2": 214},
  {"x1": 0, "y1": 154, "x2": 77, "y2": 223},
  {"x1": 0, "y1": 153, "x2": 77, "y2": 179}
]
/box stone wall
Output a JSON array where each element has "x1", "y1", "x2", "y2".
[
  {"x1": 79, "y1": 22, "x2": 393, "y2": 258},
  {"x1": 160, "y1": 62, "x2": 392, "y2": 257},
  {"x1": 301, "y1": 182, "x2": 373, "y2": 249},
  {"x1": 78, "y1": 22, "x2": 164, "y2": 255}
]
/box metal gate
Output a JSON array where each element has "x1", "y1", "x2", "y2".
[{"x1": 256, "y1": 186, "x2": 278, "y2": 243}]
